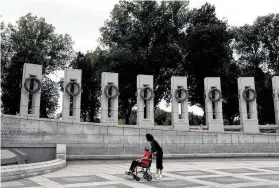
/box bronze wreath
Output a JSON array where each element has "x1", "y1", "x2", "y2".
[
  {"x1": 140, "y1": 86, "x2": 154, "y2": 101},
  {"x1": 174, "y1": 88, "x2": 188, "y2": 102},
  {"x1": 24, "y1": 77, "x2": 41, "y2": 93},
  {"x1": 208, "y1": 88, "x2": 222, "y2": 102},
  {"x1": 242, "y1": 88, "x2": 257, "y2": 102},
  {"x1": 104, "y1": 84, "x2": 119, "y2": 99},
  {"x1": 65, "y1": 81, "x2": 81, "y2": 97}
]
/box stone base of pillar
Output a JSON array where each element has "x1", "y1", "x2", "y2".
[
  {"x1": 208, "y1": 119, "x2": 224, "y2": 132},
  {"x1": 242, "y1": 119, "x2": 259, "y2": 133},
  {"x1": 138, "y1": 120, "x2": 154, "y2": 128},
  {"x1": 101, "y1": 118, "x2": 118, "y2": 124},
  {"x1": 174, "y1": 122, "x2": 189, "y2": 131}
]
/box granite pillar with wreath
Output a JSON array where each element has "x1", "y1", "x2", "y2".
[
  {"x1": 238, "y1": 77, "x2": 259, "y2": 133},
  {"x1": 171, "y1": 76, "x2": 189, "y2": 130},
  {"x1": 62, "y1": 68, "x2": 82, "y2": 122},
  {"x1": 204, "y1": 77, "x2": 224, "y2": 132},
  {"x1": 136, "y1": 75, "x2": 154, "y2": 128},
  {"x1": 20, "y1": 63, "x2": 42, "y2": 118},
  {"x1": 101, "y1": 72, "x2": 119, "y2": 124}
]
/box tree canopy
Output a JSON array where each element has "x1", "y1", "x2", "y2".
[
  {"x1": 69, "y1": 48, "x2": 108, "y2": 122},
  {"x1": 1, "y1": 3, "x2": 278, "y2": 125},
  {"x1": 1, "y1": 13, "x2": 74, "y2": 117},
  {"x1": 232, "y1": 13, "x2": 279, "y2": 124}
]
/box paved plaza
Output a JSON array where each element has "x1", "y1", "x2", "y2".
[{"x1": 2, "y1": 158, "x2": 279, "y2": 188}]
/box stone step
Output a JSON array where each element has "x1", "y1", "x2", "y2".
[{"x1": 10, "y1": 149, "x2": 27, "y2": 164}]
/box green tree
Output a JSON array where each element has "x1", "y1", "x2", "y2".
[
  {"x1": 1, "y1": 13, "x2": 73, "y2": 117},
  {"x1": 232, "y1": 17, "x2": 276, "y2": 124},
  {"x1": 154, "y1": 108, "x2": 171, "y2": 125},
  {"x1": 40, "y1": 76, "x2": 59, "y2": 118},
  {"x1": 69, "y1": 49, "x2": 107, "y2": 122},
  {"x1": 188, "y1": 112, "x2": 204, "y2": 125},
  {"x1": 181, "y1": 3, "x2": 234, "y2": 105},
  {"x1": 129, "y1": 109, "x2": 137, "y2": 125},
  {"x1": 176, "y1": 3, "x2": 238, "y2": 123},
  {"x1": 255, "y1": 14, "x2": 279, "y2": 74},
  {"x1": 56, "y1": 111, "x2": 62, "y2": 119},
  {"x1": 221, "y1": 63, "x2": 241, "y2": 124},
  {"x1": 100, "y1": 1, "x2": 189, "y2": 123},
  {"x1": 1, "y1": 22, "x2": 12, "y2": 80}
]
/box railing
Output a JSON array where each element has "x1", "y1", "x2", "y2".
[
  {"x1": 190, "y1": 124, "x2": 279, "y2": 133},
  {"x1": 189, "y1": 125, "x2": 208, "y2": 131},
  {"x1": 259, "y1": 125, "x2": 278, "y2": 133},
  {"x1": 224, "y1": 125, "x2": 243, "y2": 132}
]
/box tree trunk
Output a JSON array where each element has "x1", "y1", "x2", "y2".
[
  {"x1": 125, "y1": 102, "x2": 134, "y2": 125},
  {"x1": 228, "y1": 116, "x2": 234, "y2": 125},
  {"x1": 125, "y1": 112, "x2": 130, "y2": 125}
]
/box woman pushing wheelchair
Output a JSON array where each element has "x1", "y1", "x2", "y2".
[
  {"x1": 125, "y1": 146, "x2": 152, "y2": 175},
  {"x1": 146, "y1": 133, "x2": 163, "y2": 180},
  {"x1": 125, "y1": 133, "x2": 163, "y2": 181}
]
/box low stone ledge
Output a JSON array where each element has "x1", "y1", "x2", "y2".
[
  {"x1": 56, "y1": 144, "x2": 66, "y2": 160},
  {"x1": 1, "y1": 159, "x2": 66, "y2": 182},
  {"x1": 1, "y1": 150, "x2": 18, "y2": 165},
  {"x1": 12, "y1": 149, "x2": 28, "y2": 161},
  {"x1": 67, "y1": 153, "x2": 279, "y2": 160}
]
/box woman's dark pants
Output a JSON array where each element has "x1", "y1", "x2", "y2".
[{"x1": 156, "y1": 152, "x2": 163, "y2": 170}]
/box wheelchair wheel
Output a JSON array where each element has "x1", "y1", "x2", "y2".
[
  {"x1": 146, "y1": 175, "x2": 152, "y2": 181},
  {"x1": 133, "y1": 175, "x2": 136, "y2": 179},
  {"x1": 143, "y1": 173, "x2": 148, "y2": 179},
  {"x1": 136, "y1": 177, "x2": 140, "y2": 181}
]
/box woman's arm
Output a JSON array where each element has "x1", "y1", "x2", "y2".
[
  {"x1": 152, "y1": 140, "x2": 162, "y2": 152},
  {"x1": 150, "y1": 141, "x2": 156, "y2": 153}
]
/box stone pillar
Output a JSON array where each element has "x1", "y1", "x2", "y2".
[
  {"x1": 137, "y1": 75, "x2": 154, "y2": 127},
  {"x1": 62, "y1": 68, "x2": 82, "y2": 122},
  {"x1": 204, "y1": 77, "x2": 224, "y2": 132},
  {"x1": 272, "y1": 76, "x2": 279, "y2": 128},
  {"x1": 171, "y1": 76, "x2": 189, "y2": 130},
  {"x1": 20, "y1": 63, "x2": 42, "y2": 118},
  {"x1": 238, "y1": 77, "x2": 259, "y2": 133},
  {"x1": 101, "y1": 72, "x2": 119, "y2": 124}
]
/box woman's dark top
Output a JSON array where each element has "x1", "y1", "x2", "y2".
[{"x1": 150, "y1": 140, "x2": 163, "y2": 153}]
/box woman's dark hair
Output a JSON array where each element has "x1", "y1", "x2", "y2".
[{"x1": 146, "y1": 133, "x2": 154, "y2": 142}]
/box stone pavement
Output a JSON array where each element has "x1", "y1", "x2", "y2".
[{"x1": 2, "y1": 158, "x2": 279, "y2": 188}]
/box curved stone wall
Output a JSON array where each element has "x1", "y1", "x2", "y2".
[
  {"x1": 1, "y1": 115, "x2": 279, "y2": 162},
  {"x1": 1, "y1": 150, "x2": 18, "y2": 165},
  {"x1": 1, "y1": 159, "x2": 66, "y2": 182}
]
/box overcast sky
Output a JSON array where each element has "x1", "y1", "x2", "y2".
[
  {"x1": 2, "y1": 0, "x2": 279, "y2": 53},
  {"x1": 1, "y1": 0, "x2": 279, "y2": 115}
]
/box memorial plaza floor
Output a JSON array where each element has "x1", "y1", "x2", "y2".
[{"x1": 2, "y1": 158, "x2": 279, "y2": 188}]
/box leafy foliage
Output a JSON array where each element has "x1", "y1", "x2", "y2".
[
  {"x1": 189, "y1": 112, "x2": 204, "y2": 125},
  {"x1": 154, "y1": 108, "x2": 171, "y2": 125},
  {"x1": 179, "y1": 3, "x2": 234, "y2": 108},
  {"x1": 255, "y1": 14, "x2": 279, "y2": 74},
  {"x1": 1, "y1": 5, "x2": 277, "y2": 125},
  {"x1": 1, "y1": 13, "x2": 74, "y2": 117},
  {"x1": 100, "y1": 1, "x2": 190, "y2": 123},
  {"x1": 69, "y1": 49, "x2": 108, "y2": 122},
  {"x1": 232, "y1": 14, "x2": 279, "y2": 124},
  {"x1": 40, "y1": 76, "x2": 59, "y2": 118}
]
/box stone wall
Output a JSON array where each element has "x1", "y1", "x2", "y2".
[
  {"x1": 1, "y1": 115, "x2": 279, "y2": 162},
  {"x1": 1, "y1": 159, "x2": 66, "y2": 182}
]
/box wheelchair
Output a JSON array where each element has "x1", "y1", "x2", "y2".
[{"x1": 125, "y1": 158, "x2": 153, "y2": 181}]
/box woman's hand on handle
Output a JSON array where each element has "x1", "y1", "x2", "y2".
[{"x1": 153, "y1": 152, "x2": 156, "y2": 157}]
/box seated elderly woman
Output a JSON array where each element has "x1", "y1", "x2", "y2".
[{"x1": 126, "y1": 146, "x2": 152, "y2": 175}]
